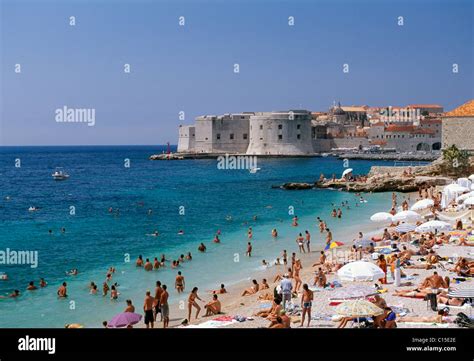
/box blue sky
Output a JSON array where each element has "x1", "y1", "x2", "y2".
[{"x1": 1, "y1": 0, "x2": 472, "y2": 145}]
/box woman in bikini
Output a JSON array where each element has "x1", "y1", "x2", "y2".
[
  {"x1": 293, "y1": 260, "x2": 303, "y2": 292},
  {"x1": 241, "y1": 279, "x2": 259, "y2": 296},
  {"x1": 187, "y1": 287, "x2": 203, "y2": 321}
]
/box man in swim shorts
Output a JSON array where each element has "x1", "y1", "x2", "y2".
[{"x1": 143, "y1": 290, "x2": 155, "y2": 329}]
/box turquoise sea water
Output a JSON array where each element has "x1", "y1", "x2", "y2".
[{"x1": 0, "y1": 146, "x2": 398, "y2": 327}]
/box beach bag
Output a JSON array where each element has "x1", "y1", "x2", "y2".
[{"x1": 455, "y1": 312, "x2": 474, "y2": 328}]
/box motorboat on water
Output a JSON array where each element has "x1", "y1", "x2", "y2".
[
  {"x1": 52, "y1": 168, "x2": 70, "y2": 180},
  {"x1": 249, "y1": 167, "x2": 261, "y2": 174}
]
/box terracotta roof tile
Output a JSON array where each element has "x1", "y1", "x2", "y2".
[{"x1": 444, "y1": 100, "x2": 474, "y2": 117}]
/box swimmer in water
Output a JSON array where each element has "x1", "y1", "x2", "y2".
[
  {"x1": 271, "y1": 229, "x2": 278, "y2": 238},
  {"x1": 175, "y1": 271, "x2": 185, "y2": 293},
  {"x1": 40, "y1": 278, "x2": 47, "y2": 287},
  {"x1": 26, "y1": 281, "x2": 37, "y2": 291},
  {"x1": 186, "y1": 252, "x2": 192, "y2": 260},
  {"x1": 198, "y1": 243, "x2": 206, "y2": 252},
  {"x1": 213, "y1": 234, "x2": 221, "y2": 243},
  {"x1": 153, "y1": 257, "x2": 160, "y2": 270},
  {"x1": 110, "y1": 285, "x2": 119, "y2": 300},
  {"x1": 0, "y1": 290, "x2": 20, "y2": 298},
  {"x1": 136, "y1": 255, "x2": 144, "y2": 267},
  {"x1": 246, "y1": 242, "x2": 252, "y2": 257},
  {"x1": 57, "y1": 282, "x2": 67, "y2": 298},
  {"x1": 248, "y1": 227, "x2": 253, "y2": 239},
  {"x1": 178, "y1": 230, "x2": 184, "y2": 235},
  {"x1": 292, "y1": 216, "x2": 299, "y2": 227},
  {"x1": 102, "y1": 282, "x2": 109, "y2": 296},
  {"x1": 144, "y1": 259, "x2": 153, "y2": 271}
]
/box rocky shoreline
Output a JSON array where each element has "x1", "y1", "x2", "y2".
[{"x1": 275, "y1": 157, "x2": 460, "y2": 192}]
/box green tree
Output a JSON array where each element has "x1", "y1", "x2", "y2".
[{"x1": 441, "y1": 145, "x2": 470, "y2": 176}]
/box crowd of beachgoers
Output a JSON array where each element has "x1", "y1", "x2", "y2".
[{"x1": 2, "y1": 171, "x2": 474, "y2": 329}]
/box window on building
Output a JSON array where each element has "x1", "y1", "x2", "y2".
[
  {"x1": 230, "y1": 133, "x2": 234, "y2": 140},
  {"x1": 278, "y1": 134, "x2": 283, "y2": 140},
  {"x1": 243, "y1": 133, "x2": 248, "y2": 140},
  {"x1": 216, "y1": 134, "x2": 221, "y2": 140},
  {"x1": 259, "y1": 125, "x2": 263, "y2": 130},
  {"x1": 259, "y1": 137, "x2": 263, "y2": 140},
  {"x1": 278, "y1": 124, "x2": 282, "y2": 130},
  {"x1": 297, "y1": 134, "x2": 301, "y2": 139},
  {"x1": 297, "y1": 124, "x2": 301, "y2": 130}
]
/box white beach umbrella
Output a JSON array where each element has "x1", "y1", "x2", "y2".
[
  {"x1": 457, "y1": 178, "x2": 471, "y2": 189},
  {"x1": 463, "y1": 197, "x2": 474, "y2": 206},
  {"x1": 370, "y1": 212, "x2": 393, "y2": 222},
  {"x1": 469, "y1": 174, "x2": 474, "y2": 181},
  {"x1": 444, "y1": 183, "x2": 469, "y2": 194},
  {"x1": 392, "y1": 210, "x2": 421, "y2": 222},
  {"x1": 337, "y1": 261, "x2": 385, "y2": 282},
  {"x1": 395, "y1": 223, "x2": 417, "y2": 233},
  {"x1": 456, "y1": 192, "x2": 474, "y2": 204},
  {"x1": 342, "y1": 168, "x2": 353, "y2": 177},
  {"x1": 410, "y1": 199, "x2": 434, "y2": 211},
  {"x1": 415, "y1": 220, "x2": 452, "y2": 233}
]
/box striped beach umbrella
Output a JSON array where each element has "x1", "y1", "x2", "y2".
[
  {"x1": 335, "y1": 299, "x2": 384, "y2": 317},
  {"x1": 325, "y1": 241, "x2": 344, "y2": 250},
  {"x1": 448, "y1": 283, "x2": 474, "y2": 299}
]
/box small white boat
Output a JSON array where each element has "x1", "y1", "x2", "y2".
[
  {"x1": 52, "y1": 168, "x2": 70, "y2": 180},
  {"x1": 28, "y1": 206, "x2": 38, "y2": 212},
  {"x1": 249, "y1": 167, "x2": 261, "y2": 174},
  {"x1": 0, "y1": 272, "x2": 8, "y2": 281},
  {"x1": 321, "y1": 153, "x2": 329, "y2": 157}
]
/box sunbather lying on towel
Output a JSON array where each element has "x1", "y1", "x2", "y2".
[{"x1": 399, "y1": 309, "x2": 454, "y2": 323}]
